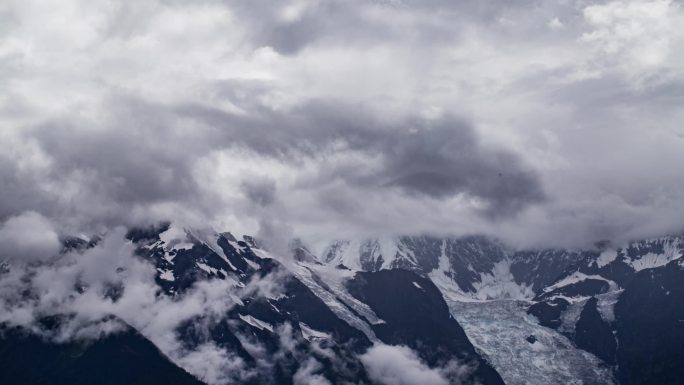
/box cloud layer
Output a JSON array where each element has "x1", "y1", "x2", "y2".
[{"x1": 1, "y1": 0, "x2": 684, "y2": 247}]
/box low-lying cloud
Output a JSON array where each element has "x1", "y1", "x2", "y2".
[
  {"x1": 0, "y1": 227, "x2": 286, "y2": 384},
  {"x1": 360, "y1": 343, "x2": 473, "y2": 385}
]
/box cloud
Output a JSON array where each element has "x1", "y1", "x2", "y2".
[
  {"x1": 581, "y1": 0, "x2": 680, "y2": 72},
  {"x1": 0, "y1": 212, "x2": 60, "y2": 262},
  {"x1": 0, "y1": 0, "x2": 683, "y2": 248},
  {"x1": 241, "y1": 177, "x2": 277, "y2": 207},
  {"x1": 195, "y1": 101, "x2": 545, "y2": 214},
  {"x1": 176, "y1": 343, "x2": 251, "y2": 385},
  {"x1": 366, "y1": 115, "x2": 545, "y2": 215},
  {"x1": 293, "y1": 357, "x2": 333, "y2": 385},
  {"x1": 360, "y1": 344, "x2": 469, "y2": 385}
]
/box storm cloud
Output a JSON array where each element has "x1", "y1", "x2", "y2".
[{"x1": 0, "y1": 0, "x2": 683, "y2": 248}]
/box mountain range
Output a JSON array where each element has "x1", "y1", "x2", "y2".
[{"x1": 2, "y1": 222, "x2": 683, "y2": 385}]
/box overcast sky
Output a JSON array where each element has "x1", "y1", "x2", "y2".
[{"x1": 2, "y1": 0, "x2": 684, "y2": 249}]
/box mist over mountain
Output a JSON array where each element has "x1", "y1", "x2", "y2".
[
  {"x1": 1, "y1": 223, "x2": 683, "y2": 384},
  {"x1": 2, "y1": 0, "x2": 684, "y2": 384}
]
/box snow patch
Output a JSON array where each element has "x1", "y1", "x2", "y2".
[
  {"x1": 229, "y1": 294, "x2": 244, "y2": 306},
  {"x1": 196, "y1": 262, "x2": 220, "y2": 275},
  {"x1": 187, "y1": 229, "x2": 238, "y2": 271},
  {"x1": 471, "y1": 260, "x2": 534, "y2": 300},
  {"x1": 158, "y1": 224, "x2": 194, "y2": 262},
  {"x1": 159, "y1": 224, "x2": 189, "y2": 248},
  {"x1": 429, "y1": 241, "x2": 533, "y2": 302},
  {"x1": 244, "y1": 258, "x2": 260, "y2": 270},
  {"x1": 238, "y1": 314, "x2": 273, "y2": 332},
  {"x1": 252, "y1": 247, "x2": 382, "y2": 341},
  {"x1": 376, "y1": 238, "x2": 403, "y2": 269},
  {"x1": 596, "y1": 289, "x2": 622, "y2": 322},
  {"x1": 319, "y1": 238, "x2": 412, "y2": 271},
  {"x1": 321, "y1": 240, "x2": 362, "y2": 270},
  {"x1": 158, "y1": 269, "x2": 175, "y2": 281},
  {"x1": 559, "y1": 299, "x2": 588, "y2": 335},
  {"x1": 543, "y1": 272, "x2": 618, "y2": 293},
  {"x1": 626, "y1": 241, "x2": 682, "y2": 271},
  {"x1": 429, "y1": 241, "x2": 481, "y2": 303},
  {"x1": 299, "y1": 322, "x2": 331, "y2": 342},
  {"x1": 545, "y1": 294, "x2": 590, "y2": 304}
]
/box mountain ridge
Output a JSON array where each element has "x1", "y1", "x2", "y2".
[{"x1": 2, "y1": 223, "x2": 683, "y2": 384}]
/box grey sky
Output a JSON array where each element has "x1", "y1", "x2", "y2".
[{"x1": 1, "y1": 0, "x2": 684, "y2": 248}]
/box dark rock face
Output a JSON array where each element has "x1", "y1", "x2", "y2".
[
  {"x1": 307, "y1": 234, "x2": 684, "y2": 385},
  {"x1": 347, "y1": 269, "x2": 505, "y2": 385},
  {"x1": 396, "y1": 236, "x2": 443, "y2": 272},
  {"x1": 575, "y1": 297, "x2": 617, "y2": 365},
  {"x1": 443, "y1": 236, "x2": 507, "y2": 293},
  {"x1": 6, "y1": 224, "x2": 379, "y2": 385},
  {"x1": 0, "y1": 326, "x2": 204, "y2": 385},
  {"x1": 614, "y1": 261, "x2": 684, "y2": 385},
  {"x1": 527, "y1": 298, "x2": 570, "y2": 329},
  {"x1": 140, "y1": 231, "x2": 684, "y2": 384},
  {"x1": 523, "y1": 236, "x2": 684, "y2": 385},
  {"x1": 125, "y1": 222, "x2": 171, "y2": 243},
  {"x1": 274, "y1": 277, "x2": 371, "y2": 349},
  {"x1": 509, "y1": 249, "x2": 593, "y2": 293},
  {"x1": 135, "y1": 231, "x2": 373, "y2": 385}
]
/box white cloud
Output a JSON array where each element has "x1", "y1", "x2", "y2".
[
  {"x1": 0, "y1": 211, "x2": 60, "y2": 261},
  {"x1": 548, "y1": 17, "x2": 564, "y2": 29},
  {"x1": 581, "y1": 0, "x2": 683, "y2": 74},
  {"x1": 360, "y1": 344, "x2": 459, "y2": 385},
  {"x1": 293, "y1": 358, "x2": 332, "y2": 385},
  {"x1": 177, "y1": 343, "x2": 252, "y2": 385}
]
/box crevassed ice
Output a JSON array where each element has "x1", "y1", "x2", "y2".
[{"x1": 449, "y1": 300, "x2": 615, "y2": 385}]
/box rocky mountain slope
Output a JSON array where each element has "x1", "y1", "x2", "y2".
[
  {"x1": 317, "y1": 234, "x2": 684, "y2": 385},
  {"x1": 0, "y1": 223, "x2": 504, "y2": 385},
  {"x1": 1, "y1": 223, "x2": 682, "y2": 385}
]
